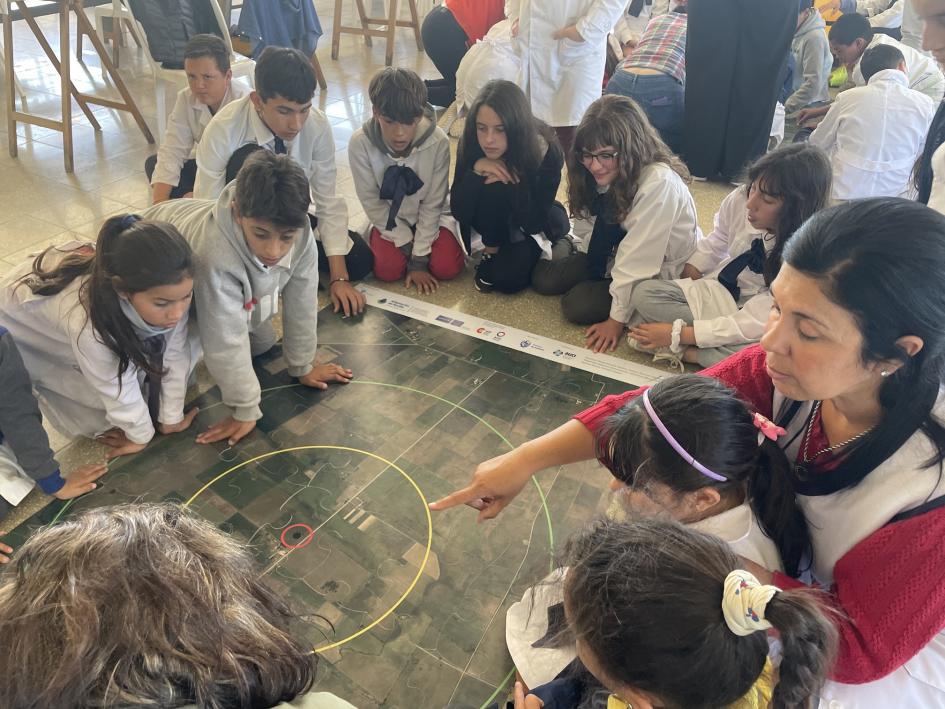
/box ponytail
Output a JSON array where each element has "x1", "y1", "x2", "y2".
[
  {"x1": 19, "y1": 214, "x2": 193, "y2": 384},
  {"x1": 765, "y1": 589, "x2": 839, "y2": 708},
  {"x1": 748, "y1": 439, "x2": 812, "y2": 577}
]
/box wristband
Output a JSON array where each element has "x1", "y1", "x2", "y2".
[
  {"x1": 329, "y1": 277, "x2": 349, "y2": 286},
  {"x1": 670, "y1": 319, "x2": 685, "y2": 354}
]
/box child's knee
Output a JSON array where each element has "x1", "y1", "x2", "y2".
[
  {"x1": 428, "y1": 228, "x2": 465, "y2": 281},
  {"x1": 369, "y1": 228, "x2": 407, "y2": 282},
  {"x1": 562, "y1": 282, "x2": 611, "y2": 325}
]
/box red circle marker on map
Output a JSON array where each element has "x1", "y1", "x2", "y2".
[{"x1": 280, "y1": 523, "x2": 315, "y2": 549}]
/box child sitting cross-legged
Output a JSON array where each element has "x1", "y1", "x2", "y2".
[
  {"x1": 349, "y1": 67, "x2": 465, "y2": 294},
  {"x1": 509, "y1": 518, "x2": 837, "y2": 709},
  {"x1": 505, "y1": 374, "x2": 814, "y2": 693},
  {"x1": 627, "y1": 143, "x2": 831, "y2": 368}
]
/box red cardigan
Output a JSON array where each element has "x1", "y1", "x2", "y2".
[
  {"x1": 574, "y1": 345, "x2": 945, "y2": 684},
  {"x1": 446, "y1": 0, "x2": 506, "y2": 45}
]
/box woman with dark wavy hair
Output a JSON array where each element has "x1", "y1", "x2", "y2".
[{"x1": 0, "y1": 503, "x2": 355, "y2": 709}]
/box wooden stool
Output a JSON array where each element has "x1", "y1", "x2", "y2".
[{"x1": 331, "y1": 0, "x2": 423, "y2": 67}]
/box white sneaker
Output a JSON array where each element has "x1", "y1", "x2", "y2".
[{"x1": 652, "y1": 349, "x2": 685, "y2": 372}]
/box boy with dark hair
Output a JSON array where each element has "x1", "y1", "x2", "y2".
[
  {"x1": 146, "y1": 34, "x2": 248, "y2": 204},
  {"x1": 785, "y1": 0, "x2": 832, "y2": 115},
  {"x1": 348, "y1": 68, "x2": 463, "y2": 293},
  {"x1": 195, "y1": 46, "x2": 371, "y2": 318},
  {"x1": 810, "y1": 43, "x2": 935, "y2": 199},
  {"x1": 829, "y1": 12, "x2": 943, "y2": 97},
  {"x1": 144, "y1": 151, "x2": 353, "y2": 447}
]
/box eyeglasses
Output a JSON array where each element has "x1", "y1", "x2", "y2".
[{"x1": 578, "y1": 150, "x2": 619, "y2": 167}]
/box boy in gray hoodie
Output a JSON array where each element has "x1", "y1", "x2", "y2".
[
  {"x1": 143, "y1": 152, "x2": 353, "y2": 447},
  {"x1": 785, "y1": 0, "x2": 832, "y2": 115},
  {"x1": 349, "y1": 68, "x2": 464, "y2": 295}
]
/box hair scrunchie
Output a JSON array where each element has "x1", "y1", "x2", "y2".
[{"x1": 722, "y1": 570, "x2": 779, "y2": 637}]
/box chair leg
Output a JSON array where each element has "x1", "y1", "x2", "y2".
[
  {"x1": 155, "y1": 79, "x2": 166, "y2": 145},
  {"x1": 311, "y1": 52, "x2": 328, "y2": 91},
  {"x1": 76, "y1": 19, "x2": 83, "y2": 60},
  {"x1": 408, "y1": 0, "x2": 423, "y2": 52},
  {"x1": 331, "y1": 0, "x2": 342, "y2": 60},
  {"x1": 385, "y1": 0, "x2": 398, "y2": 66},
  {"x1": 124, "y1": 18, "x2": 141, "y2": 47},
  {"x1": 354, "y1": 0, "x2": 372, "y2": 47}
]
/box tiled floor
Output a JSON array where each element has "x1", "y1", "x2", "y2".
[{"x1": 0, "y1": 0, "x2": 732, "y2": 353}]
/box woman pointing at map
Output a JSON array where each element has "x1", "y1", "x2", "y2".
[{"x1": 431, "y1": 198, "x2": 945, "y2": 704}]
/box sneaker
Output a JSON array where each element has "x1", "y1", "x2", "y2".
[
  {"x1": 626, "y1": 333, "x2": 651, "y2": 352},
  {"x1": 474, "y1": 254, "x2": 494, "y2": 293},
  {"x1": 652, "y1": 349, "x2": 685, "y2": 372}
]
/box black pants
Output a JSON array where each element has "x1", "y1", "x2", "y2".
[
  {"x1": 479, "y1": 237, "x2": 542, "y2": 294},
  {"x1": 310, "y1": 214, "x2": 375, "y2": 282},
  {"x1": 144, "y1": 154, "x2": 198, "y2": 199},
  {"x1": 421, "y1": 5, "x2": 469, "y2": 107},
  {"x1": 683, "y1": 0, "x2": 795, "y2": 180}
]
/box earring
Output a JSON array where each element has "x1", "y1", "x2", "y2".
[{"x1": 881, "y1": 370, "x2": 890, "y2": 378}]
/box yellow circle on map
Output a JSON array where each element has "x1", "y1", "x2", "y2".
[{"x1": 183, "y1": 445, "x2": 432, "y2": 653}]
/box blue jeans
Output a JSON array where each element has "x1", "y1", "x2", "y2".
[{"x1": 606, "y1": 70, "x2": 685, "y2": 154}]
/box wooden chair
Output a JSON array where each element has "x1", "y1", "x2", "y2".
[
  {"x1": 331, "y1": 0, "x2": 423, "y2": 67},
  {"x1": 1, "y1": 0, "x2": 154, "y2": 173}
]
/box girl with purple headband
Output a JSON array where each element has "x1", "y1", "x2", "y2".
[
  {"x1": 597, "y1": 373, "x2": 810, "y2": 577},
  {"x1": 505, "y1": 374, "x2": 809, "y2": 691}
]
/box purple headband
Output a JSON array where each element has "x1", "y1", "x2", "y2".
[{"x1": 642, "y1": 389, "x2": 728, "y2": 482}]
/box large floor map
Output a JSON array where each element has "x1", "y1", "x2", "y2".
[{"x1": 6, "y1": 300, "x2": 641, "y2": 708}]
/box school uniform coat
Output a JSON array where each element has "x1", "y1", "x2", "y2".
[
  {"x1": 348, "y1": 108, "x2": 457, "y2": 271},
  {"x1": 142, "y1": 186, "x2": 319, "y2": 423},
  {"x1": 675, "y1": 186, "x2": 774, "y2": 349},
  {"x1": 0, "y1": 252, "x2": 193, "y2": 444},
  {"x1": 193, "y1": 95, "x2": 351, "y2": 258},
  {"x1": 504, "y1": 0, "x2": 626, "y2": 127},
  {"x1": 150, "y1": 81, "x2": 249, "y2": 188},
  {"x1": 810, "y1": 68, "x2": 935, "y2": 200},
  {"x1": 849, "y1": 33, "x2": 945, "y2": 101},
  {"x1": 572, "y1": 162, "x2": 699, "y2": 324}
]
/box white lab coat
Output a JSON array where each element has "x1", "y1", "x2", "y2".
[
  {"x1": 928, "y1": 142, "x2": 945, "y2": 215},
  {"x1": 194, "y1": 95, "x2": 351, "y2": 257},
  {"x1": 810, "y1": 69, "x2": 935, "y2": 200},
  {"x1": 572, "y1": 162, "x2": 699, "y2": 323},
  {"x1": 0, "y1": 251, "x2": 195, "y2": 444},
  {"x1": 150, "y1": 81, "x2": 249, "y2": 188},
  {"x1": 674, "y1": 187, "x2": 774, "y2": 349},
  {"x1": 850, "y1": 33, "x2": 945, "y2": 101},
  {"x1": 505, "y1": 0, "x2": 626, "y2": 126}
]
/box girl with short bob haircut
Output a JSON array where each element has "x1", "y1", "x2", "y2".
[
  {"x1": 0, "y1": 503, "x2": 354, "y2": 708},
  {"x1": 534, "y1": 518, "x2": 837, "y2": 709},
  {"x1": 598, "y1": 373, "x2": 810, "y2": 576},
  {"x1": 451, "y1": 79, "x2": 567, "y2": 294},
  {"x1": 0, "y1": 215, "x2": 200, "y2": 458},
  {"x1": 627, "y1": 142, "x2": 831, "y2": 368},
  {"x1": 532, "y1": 94, "x2": 698, "y2": 353}
]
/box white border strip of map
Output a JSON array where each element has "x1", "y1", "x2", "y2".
[{"x1": 357, "y1": 285, "x2": 669, "y2": 386}]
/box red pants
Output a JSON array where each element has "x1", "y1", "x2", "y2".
[{"x1": 370, "y1": 227, "x2": 465, "y2": 282}]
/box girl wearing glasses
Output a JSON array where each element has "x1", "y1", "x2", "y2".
[
  {"x1": 451, "y1": 80, "x2": 567, "y2": 294},
  {"x1": 532, "y1": 94, "x2": 699, "y2": 353},
  {"x1": 627, "y1": 143, "x2": 831, "y2": 368}
]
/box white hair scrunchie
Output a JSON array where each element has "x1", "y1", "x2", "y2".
[{"x1": 722, "y1": 570, "x2": 779, "y2": 637}]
